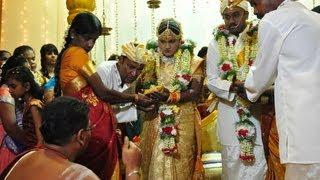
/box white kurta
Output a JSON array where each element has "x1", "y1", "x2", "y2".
[
  {"x1": 207, "y1": 25, "x2": 263, "y2": 147},
  {"x1": 245, "y1": 0, "x2": 320, "y2": 164},
  {"x1": 96, "y1": 61, "x2": 138, "y2": 123},
  {"x1": 207, "y1": 25, "x2": 266, "y2": 180}
]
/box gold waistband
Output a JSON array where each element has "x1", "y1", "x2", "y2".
[{"x1": 63, "y1": 76, "x2": 88, "y2": 95}]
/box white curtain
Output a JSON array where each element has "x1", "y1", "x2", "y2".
[{"x1": 0, "y1": 0, "x2": 319, "y2": 66}]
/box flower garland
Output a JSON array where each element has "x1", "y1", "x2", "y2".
[
  {"x1": 139, "y1": 41, "x2": 193, "y2": 155},
  {"x1": 140, "y1": 40, "x2": 194, "y2": 92},
  {"x1": 155, "y1": 49, "x2": 192, "y2": 93},
  {"x1": 155, "y1": 49, "x2": 192, "y2": 155},
  {"x1": 158, "y1": 104, "x2": 180, "y2": 155},
  {"x1": 214, "y1": 22, "x2": 259, "y2": 163},
  {"x1": 235, "y1": 97, "x2": 256, "y2": 162},
  {"x1": 140, "y1": 49, "x2": 158, "y2": 90},
  {"x1": 140, "y1": 46, "x2": 192, "y2": 156}
]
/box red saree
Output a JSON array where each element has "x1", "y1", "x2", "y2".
[
  {"x1": 60, "y1": 47, "x2": 119, "y2": 180},
  {"x1": 71, "y1": 86, "x2": 119, "y2": 179}
]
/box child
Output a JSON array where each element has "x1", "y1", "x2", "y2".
[
  {"x1": 6, "y1": 66, "x2": 44, "y2": 148},
  {"x1": 0, "y1": 56, "x2": 29, "y2": 173}
]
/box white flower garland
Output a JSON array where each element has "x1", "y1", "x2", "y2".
[
  {"x1": 156, "y1": 49, "x2": 192, "y2": 156},
  {"x1": 215, "y1": 22, "x2": 259, "y2": 163},
  {"x1": 158, "y1": 104, "x2": 180, "y2": 155},
  {"x1": 155, "y1": 49, "x2": 192, "y2": 92}
]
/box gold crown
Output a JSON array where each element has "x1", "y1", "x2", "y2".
[
  {"x1": 156, "y1": 18, "x2": 182, "y2": 41},
  {"x1": 157, "y1": 28, "x2": 181, "y2": 41}
]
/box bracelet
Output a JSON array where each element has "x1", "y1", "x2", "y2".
[
  {"x1": 167, "y1": 92, "x2": 181, "y2": 103},
  {"x1": 127, "y1": 170, "x2": 140, "y2": 177}
]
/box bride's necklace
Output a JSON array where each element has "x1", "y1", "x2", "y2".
[
  {"x1": 161, "y1": 56, "x2": 175, "y2": 64},
  {"x1": 156, "y1": 55, "x2": 178, "y2": 85}
]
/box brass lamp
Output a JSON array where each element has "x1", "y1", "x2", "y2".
[
  {"x1": 147, "y1": 0, "x2": 161, "y2": 9},
  {"x1": 66, "y1": 0, "x2": 96, "y2": 24}
]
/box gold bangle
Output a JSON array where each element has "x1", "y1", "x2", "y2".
[
  {"x1": 127, "y1": 170, "x2": 140, "y2": 177},
  {"x1": 176, "y1": 92, "x2": 181, "y2": 102},
  {"x1": 167, "y1": 92, "x2": 181, "y2": 103}
]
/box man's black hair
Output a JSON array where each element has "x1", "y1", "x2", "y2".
[
  {"x1": 312, "y1": 5, "x2": 320, "y2": 13},
  {"x1": 40, "y1": 96, "x2": 89, "y2": 146}
]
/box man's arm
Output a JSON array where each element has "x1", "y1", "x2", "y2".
[
  {"x1": 122, "y1": 137, "x2": 141, "y2": 180},
  {"x1": 244, "y1": 19, "x2": 283, "y2": 102},
  {"x1": 207, "y1": 40, "x2": 235, "y2": 101}
]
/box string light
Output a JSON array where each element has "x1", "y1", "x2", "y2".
[
  {"x1": 114, "y1": 0, "x2": 119, "y2": 54},
  {"x1": 102, "y1": 0, "x2": 107, "y2": 60},
  {"x1": 192, "y1": 0, "x2": 196, "y2": 14},
  {"x1": 45, "y1": 0, "x2": 49, "y2": 43},
  {"x1": 133, "y1": 0, "x2": 138, "y2": 42},
  {"x1": 1, "y1": 0, "x2": 7, "y2": 47},
  {"x1": 41, "y1": 0, "x2": 49, "y2": 43},
  {"x1": 147, "y1": 0, "x2": 160, "y2": 39},
  {"x1": 20, "y1": 0, "x2": 28, "y2": 45},
  {"x1": 173, "y1": 0, "x2": 177, "y2": 18}
]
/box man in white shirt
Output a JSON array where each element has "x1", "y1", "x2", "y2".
[
  {"x1": 244, "y1": 0, "x2": 320, "y2": 178},
  {"x1": 97, "y1": 43, "x2": 146, "y2": 135},
  {"x1": 206, "y1": 0, "x2": 266, "y2": 179}
]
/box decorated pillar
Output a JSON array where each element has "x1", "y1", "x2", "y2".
[{"x1": 66, "y1": 0, "x2": 96, "y2": 24}]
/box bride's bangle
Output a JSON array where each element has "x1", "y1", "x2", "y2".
[{"x1": 127, "y1": 170, "x2": 140, "y2": 177}]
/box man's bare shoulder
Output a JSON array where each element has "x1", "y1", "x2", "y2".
[{"x1": 60, "y1": 163, "x2": 100, "y2": 180}]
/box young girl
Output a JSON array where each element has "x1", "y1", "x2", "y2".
[
  {"x1": 40, "y1": 44, "x2": 58, "y2": 103},
  {"x1": 6, "y1": 66, "x2": 43, "y2": 149},
  {"x1": 0, "y1": 56, "x2": 30, "y2": 173}
]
